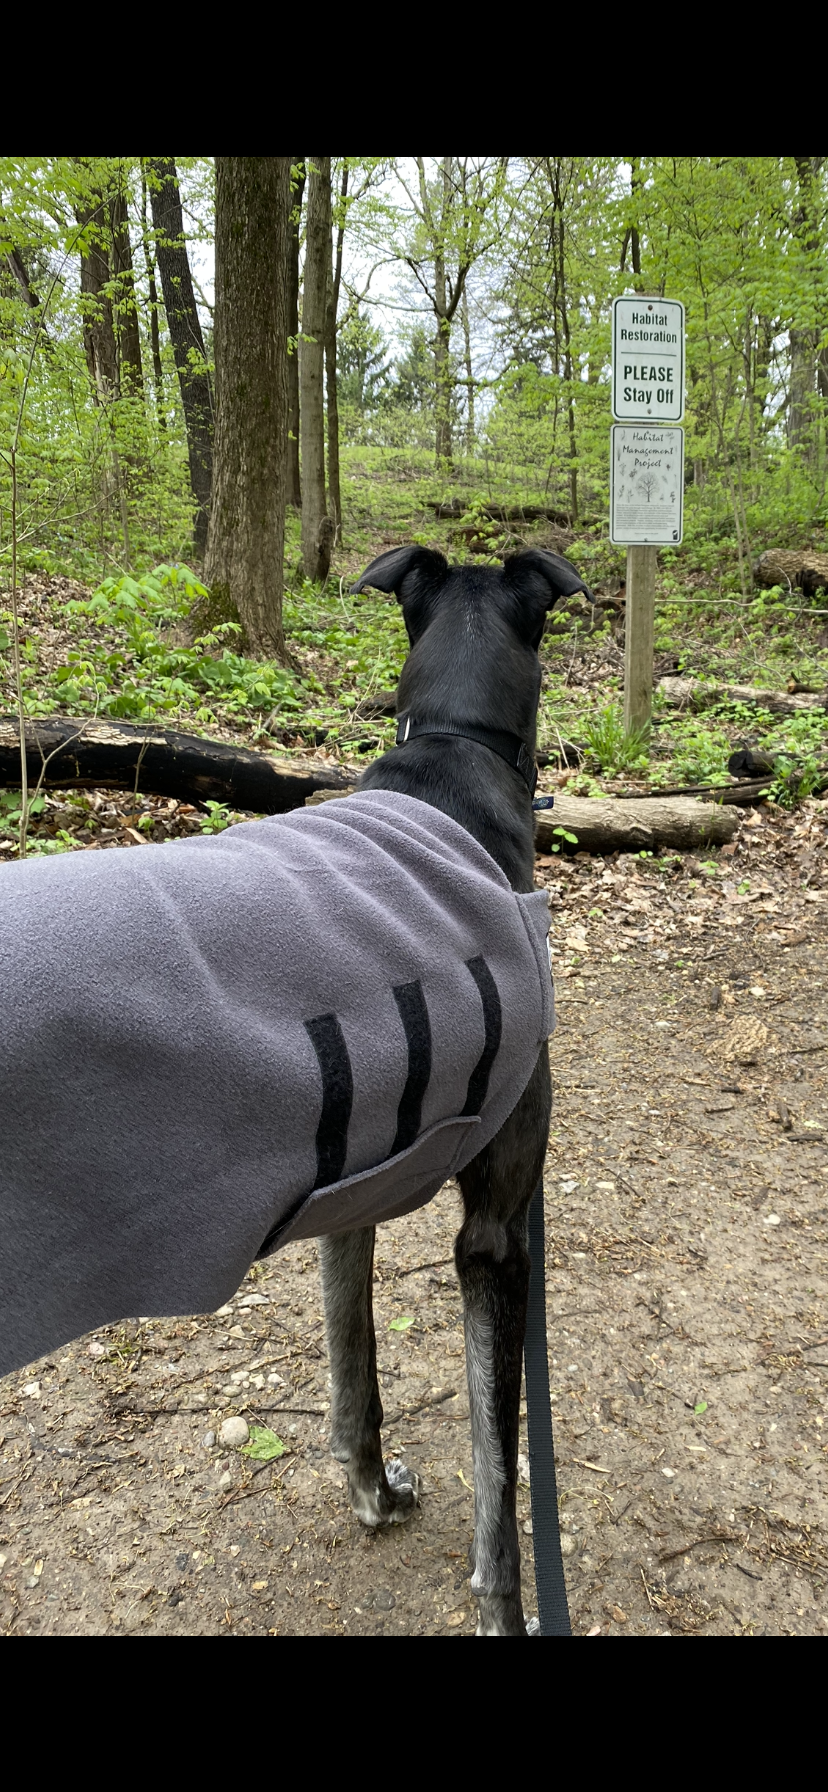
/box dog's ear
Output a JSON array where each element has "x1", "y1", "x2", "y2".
[
  {"x1": 504, "y1": 549, "x2": 594, "y2": 605},
  {"x1": 351, "y1": 545, "x2": 449, "y2": 601},
  {"x1": 503, "y1": 549, "x2": 594, "y2": 648}
]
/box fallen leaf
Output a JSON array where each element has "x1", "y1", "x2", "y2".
[
  {"x1": 445, "y1": 1609, "x2": 466, "y2": 1627},
  {"x1": 241, "y1": 1425, "x2": 286, "y2": 1462},
  {"x1": 389, "y1": 1315, "x2": 415, "y2": 1332}
]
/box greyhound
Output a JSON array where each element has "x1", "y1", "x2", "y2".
[
  {"x1": 318, "y1": 545, "x2": 592, "y2": 1637},
  {"x1": 0, "y1": 542, "x2": 590, "y2": 1638}
]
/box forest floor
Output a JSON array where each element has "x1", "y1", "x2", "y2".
[
  {"x1": 1, "y1": 773, "x2": 827, "y2": 1636},
  {"x1": 2, "y1": 525, "x2": 828, "y2": 1636}
]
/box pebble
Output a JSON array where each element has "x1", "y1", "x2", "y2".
[
  {"x1": 218, "y1": 1416, "x2": 249, "y2": 1448},
  {"x1": 763, "y1": 1213, "x2": 782, "y2": 1227},
  {"x1": 202, "y1": 1430, "x2": 215, "y2": 1449},
  {"x1": 560, "y1": 1534, "x2": 578, "y2": 1557},
  {"x1": 517, "y1": 1453, "x2": 531, "y2": 1484},
  {"x1": 218, "y1": 1470, "x2": 233, "y2": 1492},
  {"x1": 662, "y1": 1466, "x2": 676, "y2": 1479}
]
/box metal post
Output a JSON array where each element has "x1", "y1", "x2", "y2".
[{"x1": 623, "y1": 543, "x2": 656, "y2": 734}]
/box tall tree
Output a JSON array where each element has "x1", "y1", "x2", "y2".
[
  {"x1": 300, "y1": 154, "x2": 333, "y2": 581},
  {"x1": 75, "y1": 185, "x2": 119, "y2": 402},
  {"x1": 287, "y1": 158, "x2": 305, "y2": 509},
  {"x1": 325, "y1": 161, "x2": 348, "y2": 533},
  {"x1": 109, "y1": 171, "x2": 144, "y2": 394},
  {"x1": 204, "y1": 157, "x2": 292, "y2": 659},
  {"x1": 788, "y1": 155, "x2": 825, "y2": 459},
  {"x1": 147, "y1": 157, "x2": 213, "y2": 552},
  {"x1": 139, "y1": 164, "x2": 166, "y2": 429},
  {"x1": 399, "y1": 157, "x2": 505, "y2": 466}
]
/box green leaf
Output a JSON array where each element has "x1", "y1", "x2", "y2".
[
  {"x1": 694, "y1": 1400, "x2": 708, "y2": 1415},
  {"x1": 0, "y1": 628, "x2": 10, "y2": 651},
  {"x1": 389, "y1": 1315, "x2": 415, "y2": 1332},
  {"x1": 241, "y1": 1425, "x2": 286, "y2": 1461}
]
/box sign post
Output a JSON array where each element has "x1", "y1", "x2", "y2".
[{"x1": 610, "y1": 297, "x2": 685, "y2": 733}]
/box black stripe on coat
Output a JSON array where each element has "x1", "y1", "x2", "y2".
[
  {"x1": 461, "y1": 955, "x2": 502, "y2": 1117},
  {"x1": 305, "y1": 1012, "x2": 354, "y2": 1189},
  {"x1": 391, "y1": 979, "x2": 433, "y2": 1153}
]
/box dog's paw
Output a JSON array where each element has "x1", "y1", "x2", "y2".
[
  {"x1": 349, "y1": 1458, "x2": 421, "y2": 1528},
  {"x1": 384, "y1": 1456, "x2": 421, "y2": 1520},
  {"x1": 474, "y1": 1593, "x2": 530, "y2": 1636}
]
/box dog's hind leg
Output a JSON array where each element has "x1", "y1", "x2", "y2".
[
  {"x1": 318, "y1": 1226, "x2": 421, "y2": 1527},
  {"x1": 456, "y1": 1048, "x2": 551, "y2": 1636}
]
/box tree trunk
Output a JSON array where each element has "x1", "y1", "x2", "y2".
[
  {"x1": 109, "y1": 176, "x2": 144, "y2": 394},
  {"x1": 535, "y1": 792, "x2": 738, "y2": 856},
  {"x1": 76, "y1": 193, "x2": 119, "y2": 402},
  {"x1": 300, "y1": 154, "x2": 332, "y2": 581},
  {"x1": 204, "y1": 157, "x2": 292, "y2": 660},
  {"x1": 287, "y1": 158, "x2": 305, "y2": 508},
  {"x1": 433, "y1": 157, "x2": 454, "y2": 467},
  {"x1": 140, "y1": 165, "x2": 165, "y2": 429},
  {"x1": 325, "y1": 161, "x2": 348, "y2": 535},
  {"x1": 147, "y1": 156, "x2": 213, "y2": 552},
  {"x1": 659, "y1": 675, "x2": 827, "y2": 716},
  {"x1": 754, "y1": 546, "x2": 828, "y2": 593},
  {"x1": 619, "y1": 156, "x2": 644, "y2": 289},
  {"x1": 461, "y1": 286, "x2": 475, "y2": 451},
  {"x1": 0, "y1": 716, "x2": 350, "y2": 812},
  {"x1": 789, "y1": 326, "x2": 817, "y2": 453},
  {"x1": 787, "y1": 156, "x2": 824, "y2": 460}
]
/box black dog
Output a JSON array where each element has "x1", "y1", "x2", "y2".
[{"x1": 318, "y1": 545, "x2": 592, "y2": 1636}]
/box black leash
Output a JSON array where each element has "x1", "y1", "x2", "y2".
[
  {"x1": 394, "y1": 720, "x2": 565, "y2": 1627},
  {"x1": 525, "y1": 1177, "x2": 571, "y2": 1635}
]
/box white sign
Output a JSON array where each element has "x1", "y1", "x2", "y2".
[
  {"x1": 610, "y1": 426, "x2": 684, "y2": 545},
  {"x1": 612, "y1": 296, "x2": 685, "y2": 422}
]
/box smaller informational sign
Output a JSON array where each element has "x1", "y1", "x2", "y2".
[
  {"x1": 610, "y1": 425, "x2": 684, "y2": 545},
  {"x1": 611, "y1": 296, "x2": 685, "y2": 422}
]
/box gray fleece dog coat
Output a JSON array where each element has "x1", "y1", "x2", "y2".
[{"x1": 0, "y1": 791, "x2": 554, "y2": 1377}]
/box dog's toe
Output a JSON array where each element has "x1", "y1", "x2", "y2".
[
  {"x1": 383, "y1": 1456, "x2": 421, "y2": 1520},
  {"x1": 347, "y1": 1457, "x2": 421, "y2": 1528}
]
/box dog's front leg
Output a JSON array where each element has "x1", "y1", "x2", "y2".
[
  {"x1": 318, "y1": 1227, "x2": 420, "y2": 1527},
  {"x1": 457, "y1": 1051, "x2": 551, "y2": 1636}
]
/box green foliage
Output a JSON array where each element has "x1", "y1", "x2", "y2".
[
  {"x1": 549, "y1": 825, "x2": 579, "y2": 853},
  {"x1": 51, "y1": 565, "x2": 311, "y2": 727},
  {"x1": 581, "y1": 706, "x2": 650, "y2": 774},
  {"x1": 198, "y1": 800, "x2": 233, "y2": 834},
  {"x1": 769, "y1": 756, "x2": 824, "y2": 807},
  {"x1": 667, "y1": 718, "x2": 732, "y2": 786},
  {"x1": 241, "y1": 1426, "x2": 286, "y2": 1462}
]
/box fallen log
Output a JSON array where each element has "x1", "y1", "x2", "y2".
[
  {"x1": 659, "y1": 676, "x2": 827, "y2": 716},
  {"x1": 534, "y1": 792, "x2": 739, "y2": 855},
  {"x1": 0, "y1": 717, "x2": 351, "y2": 812},
  {"x1": 753, "y1": 548, "x2": 828, "y2": 595}
]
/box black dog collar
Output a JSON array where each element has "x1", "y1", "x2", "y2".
[{"x1": 396, "y1": 714, "x2": 538, "y2": 796}]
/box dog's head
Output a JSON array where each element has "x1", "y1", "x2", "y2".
[{"x1": 351, "y1": 545, "x2": 593, "y2": 653}]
